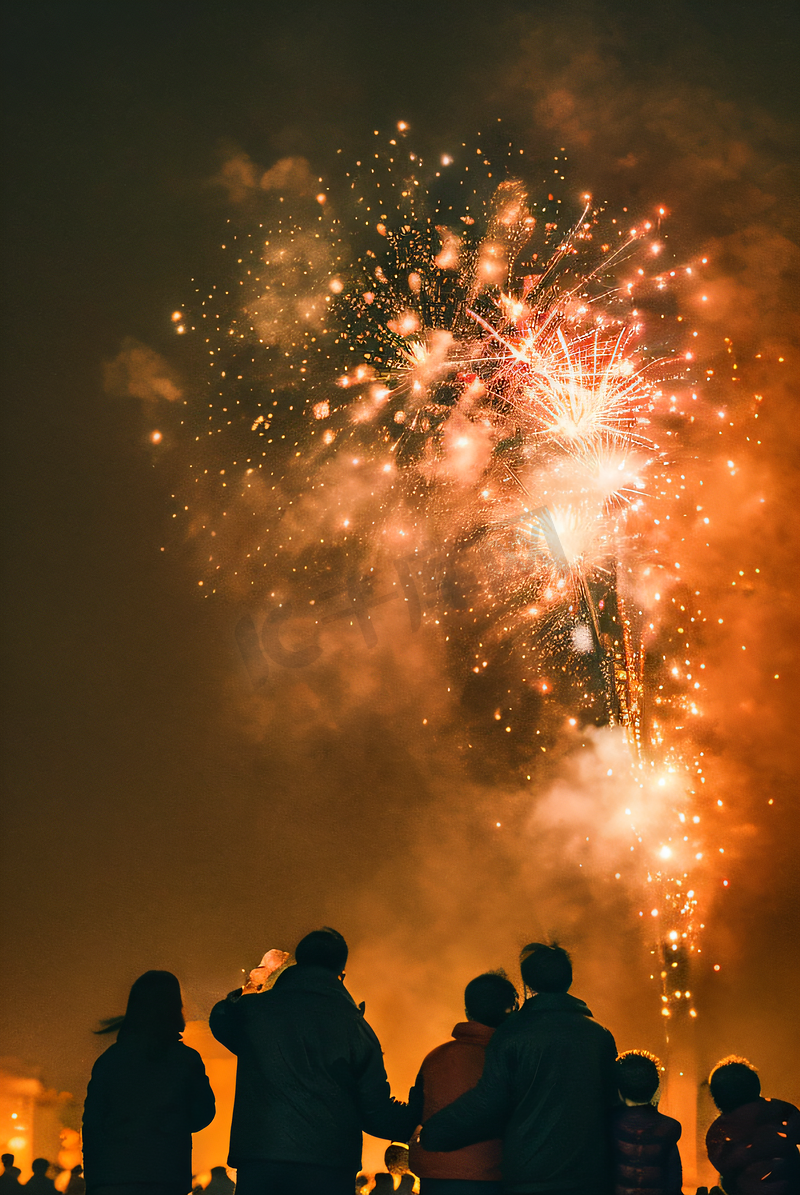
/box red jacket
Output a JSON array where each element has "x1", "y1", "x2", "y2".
[
  {"x1": 409, "y1": 1021, "x2": 502, "y2": 1182},
  {"x1": 706, "y1": 1097, "x2": 800, "y2": 1195}
]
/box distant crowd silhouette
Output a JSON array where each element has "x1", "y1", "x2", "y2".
[
  {"x1": 0, "y1": 1161, "x2": 83, "y2": 1195},
  {"x1": 21, "y1": 929, "x2": 793, "y2": 1195}
]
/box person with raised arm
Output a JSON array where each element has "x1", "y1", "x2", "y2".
[{"x1": 210, "y1": 927, "x2": 413, "y2": 1195}]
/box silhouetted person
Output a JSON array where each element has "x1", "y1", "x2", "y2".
[
  {"x1": 210, "y1": 927, "x2": 413, "y2": 1195},
  {"x1": 410, "y1": 970, "x2": 519, "y2": 1193},
  {"x1": 385, "y1": 1142, "x2": 411, "y2": 1177},
  {"x1": 203, "y1": 1167, "x2": 234, "y2": 1195},
  {"x1": 65, "y1": 1168, "x2": 85, "y2": 1195},
  {"x1": 82, "y1": 970, "x2": 215, "y2": 1195},
  {"x1": 0, "y1": 1156, "x2": 21, "y2": 1195},
  {"x1": 421, "y1": 942, "x2": 618, "y2": 1195},
  {"x1": 611, "y1": 1051, "x2": 682, "y2": 1195},
  {"x1": 706, "y1": 1056, "x2": 800, "y2": 1194},
  {"x1": 25, "y1": 1160, "x2": 56, "y2": 1195}
]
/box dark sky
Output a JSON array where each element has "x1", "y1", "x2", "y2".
[{"x1": 2, "y1": 0, "x2": 798, "y2": 1131}]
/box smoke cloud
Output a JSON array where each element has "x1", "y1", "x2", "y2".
[
  {"x1": 212, "y1": 151, "x2": 319, "y2": 203},
  {"x1": 103, "y1": 337, "x2": 182, "y2": 404}
]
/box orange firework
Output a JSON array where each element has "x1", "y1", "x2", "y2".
[{"x1": 175, "y1": 133, "x2": 734, "y2": 1026}]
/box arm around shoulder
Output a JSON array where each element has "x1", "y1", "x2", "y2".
[{"x1": 421, "y1": 1034, "x2": 511, "y2": 1151}]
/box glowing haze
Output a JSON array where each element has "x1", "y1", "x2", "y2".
[{"x1": 3, "y1": 4, "x2": 798, "y2": 1188}]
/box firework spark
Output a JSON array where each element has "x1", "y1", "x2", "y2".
[{"x1": 173, "y1": 133, "x2": 738, "y2": 1021}]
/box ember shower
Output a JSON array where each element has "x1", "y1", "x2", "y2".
[{"x1": 171, "y1": 129, "x2": 748, "y2": 1021}]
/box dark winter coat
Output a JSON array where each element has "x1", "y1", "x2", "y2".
[
  {"x1": 706, "y1": 1097, "x2": 800, "y2": 1195},
  {"x1": 24, "y1": 1178, "x2": 56, "y2": 1195},
  {"x1": 409, "y1": 1021, "x2": 503, "y2": 1183},
  {"x1": 420, "y1": 991, "x2": 618, "y2": 1195},
  {"x1": 611, "y1": 1103, "x2": 682, "y2": 1195},
  {"x1": 82, "y1": 1034, "x2": 215, "y2": 1193},
  {"x1": 209, "y1": 964, "x2": 413, "y2": 1169}
]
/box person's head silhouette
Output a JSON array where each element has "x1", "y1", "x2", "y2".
[
  {"x1": 520, "y1": 942, "x2": 572, "y2": 994},
  {"x1": 97, "y1": 970, "x2": 185, "y2": 1043},
  {"x1": 464, "y1": 971, "x2": 519, "y2": 1026},
  {"x1": 294, "y1": 928, "x2": 348, "y2": 977},
  {"x1": 708, "y1": 1056, "x2": 761, "y2": 1113}
]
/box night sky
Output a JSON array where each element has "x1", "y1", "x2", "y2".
[{"x1": 2, "y1": 0, "x2": 798, "y2": 1149}]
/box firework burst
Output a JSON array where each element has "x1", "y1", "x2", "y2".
[{"x1": 172, "y1": 131, "x2": 738, "y2": 1023}]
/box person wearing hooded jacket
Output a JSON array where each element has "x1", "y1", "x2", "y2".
[
  {"x1": 408, "y1": 971, "x2": 519, "y2": 1194},
  {"x1": 420, "y1": 943, "x2": 618, "y2": 1195},
  {"x1": 82, "y1": 971, "x2": 215, "y2": 1195},
  {"x1": 209, "y1": 927, "x2": 413, "y2": 1195}
]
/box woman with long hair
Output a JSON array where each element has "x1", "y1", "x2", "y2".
[{"x1": 82, "y1": 971, "x2": 215, "y2": 1195}]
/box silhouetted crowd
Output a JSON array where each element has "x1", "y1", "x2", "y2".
[
  {"x1": 33, "y1": 929, "x2": 797, "y2": 1195},
  {"x1": 0, "y1": 1162, "x2": 83, "y2": 1195}
]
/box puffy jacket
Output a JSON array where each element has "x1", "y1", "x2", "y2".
[
  {"x1": 706, "y1": 1097, "x2": 800, "y2": 1195},
  {"x1": 611, "y1": 1103, "x2": 682, "y2": 1195},
  {"x1": 409, "y1": 1021, "x2": 502, "y2": 1182},
  {"x1": 420, "y1": 991, "x2": 618, "y2": 1195},
  {"x1": 209, "y1": 964, "x2": 413, "y2": 1169},
  {"x1": 82, "y1": 1034, "x2": 215, "y2": 1192}
]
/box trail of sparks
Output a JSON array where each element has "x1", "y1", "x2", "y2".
[{"x1": 168, "y1": 128, "x2": 762, "y2": 1022}]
